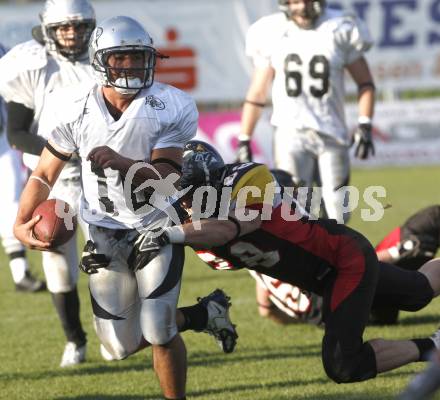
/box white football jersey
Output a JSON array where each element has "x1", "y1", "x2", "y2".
[
  {"x1": 246, "y1": 9, "x2": 373, "y2": 142},
  {"x1": 0, "y1": 44, "x2": 7, "y2": 155},
  {"x1": 50, "y1": 83, "x2": 198, "y2": 229},
  {"x1": 0, "y1": 40, "x2": 94, "y2": 177}
]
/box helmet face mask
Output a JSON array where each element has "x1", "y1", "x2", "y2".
[
  {"x1": 89, "y1": 16, "x2": 158, "y2": 94},
  {"x1": 95, "y1": 47, "x2": 156, "y2": 94},
  {"x1": 40, "y1": 0, "x2": 95, "y2": 60},
  {"x1": 181, "y1": 141, "x2": 225, "y2": 195},
  {"x1": 278, "y1": 0, "x2": 325, "y2": 26}
]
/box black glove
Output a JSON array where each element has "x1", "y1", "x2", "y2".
[
  {"x1": 236, "y1": 138, "x2": 253, "y2": 163},
  {"x1": 127, "y1": 228, "x2": 170, "y2": 272},
  {"x1": 79, "y1": 240, "x2": 110, "y2": 274},
  {"x1": 352, "y1": 123, "x2": 375, "y2": 160}
]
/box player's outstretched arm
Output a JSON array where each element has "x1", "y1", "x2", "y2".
[
  {"x1": 347, "y1": 57, "x2": 376, "y2": 160},
  {"x1": 170, "y1": 209, "x2": 262, "y2": 249},
  {"x1": 14, "y1": 143, "x2": 68, "y2": 250},
  {"x1": 237, "y1": 66, "x2": 274, "y2": 163}
]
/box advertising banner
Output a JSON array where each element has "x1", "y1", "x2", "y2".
[{"x1": 198, "y1": 98, "x2": 440, "y2": 167}]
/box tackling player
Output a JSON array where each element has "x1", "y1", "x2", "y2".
[
  {"x1": 237, "y1": 0, "x2": 376, "y2": 223},
  {"x1": 144, "y1": 140, "x2": 440, "y2": 385},
  {"x1": 13, "y1": 17, "x2": 236, "y2": 400},
  {"x1": 0, "y1": 43, "x2": 45, "y2": 292},
  {"x1": 242, "y1": 170, "x2": 440, "y2": 326},
  {"x1": 0, "y1": 0, "x2": 95, "y2": 366}
]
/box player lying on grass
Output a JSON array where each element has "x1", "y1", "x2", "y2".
[
  {"x1": 235, "y1": 170, "x2": 440, "y2": 326},
  {"x1": 136, "y1": 140, "x2": 440, "y2": 384}
]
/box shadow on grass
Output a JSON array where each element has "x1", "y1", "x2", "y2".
[
  {"x1": 398, "y1": 313, "x2": 440, "y2": 326},
  {"x1": 55, "y1": 397, "x2": 147, "y2": 400},
  {"x1": 0, "y1": 344, "x2": 322, "y2": 383}
]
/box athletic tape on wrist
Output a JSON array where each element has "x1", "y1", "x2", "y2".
[{"x1": 164, "y1": 225, "x2": 185, "y2": 243}]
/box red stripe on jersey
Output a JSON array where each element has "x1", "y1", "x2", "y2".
[
  {"x1": 375, "y1": 227, "x2": 401, "y2": 252},
  {"x1": 262, "y1": 205, "x2": 366, "y2": 311}
]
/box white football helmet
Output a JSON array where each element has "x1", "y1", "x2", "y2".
[
  {"x1": 89, "y1": 16, "x2": 158, "y2": 95},
  {"x1": 40, "y1": 0, "x2": 96, "y2": 60}
]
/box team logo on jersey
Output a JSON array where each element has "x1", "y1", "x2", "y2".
[{"x1": 145, "y1": 95, "x2": 166, "y2": 110}]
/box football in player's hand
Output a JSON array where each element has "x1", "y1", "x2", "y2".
[{"x1": 32, "y1": 199, "x2": 77, "y2": 247}]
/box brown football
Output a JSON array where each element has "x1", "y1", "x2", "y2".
[{"x1": 32, "y1": 199, "x2": 77, "y2": 247}]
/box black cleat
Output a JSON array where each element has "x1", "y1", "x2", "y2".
[{"x1": 197, "y1": 289, "x2": 238, "y2": 354}]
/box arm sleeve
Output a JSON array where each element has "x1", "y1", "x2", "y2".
[
  {"x1": 154, "y1": 100, "x2": 198, "y2": 150},
  {"x1": 49, "y1": 123, "x2": 77, "y2": 154},
  {"x1": 335, "y1": 15, "x2": 374, "y2": 65},
  {"x1": 246, "y1": 21, "x2": 272, "y2": 68},
  {"x1": 7, "y1": 101, "x2": 47, "y2": 155}
]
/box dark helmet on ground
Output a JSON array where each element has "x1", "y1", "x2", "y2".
[
  {"x1": 181, "y1": 140, "x2": 225, "y2": 190},
  {"x1": 278, "y1": 0, "x2": 326, "y2": 21},
  {"x1": 270, "y1": 169, "x2": 295, "y2": 188}
]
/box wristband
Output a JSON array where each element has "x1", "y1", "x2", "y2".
[
  {"x1": 238, "y1": 134, "x2": 251, "y2": 141},
  {"x1": 29, "y1": 175, "x2": 52, "y2": 192},
  {"x1": 358, "y1": 116, "x2": 372, "y2": 125},
  {"x1": 164, "y1": 225, "x2": 185, "y2": 243}
]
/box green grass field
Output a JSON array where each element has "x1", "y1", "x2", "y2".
[{"x1": 1, "y1": 165, "x2": 440, "y2": 400}]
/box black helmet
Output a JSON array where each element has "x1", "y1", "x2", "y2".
[
  {"x1": 181, "y1": 140, "x2": 225, "y2": 190},
  {"x1": 270, "y1": 169, "x2": 295, "y2": 188}
]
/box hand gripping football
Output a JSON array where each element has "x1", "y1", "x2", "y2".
[{"x1": 32, "y1": 199, "x2": 77, "y2": 247}]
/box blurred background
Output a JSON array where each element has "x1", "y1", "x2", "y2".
[{"x1": 1, "y1": 0, "x2": 440, "y2": 168}]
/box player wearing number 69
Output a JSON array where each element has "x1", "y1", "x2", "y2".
[{"x1": 237, "y1": 0, "x2": 376, "y2": 223}]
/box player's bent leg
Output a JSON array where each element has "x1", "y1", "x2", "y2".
[
  {"x1": 136, "y1": 244, "x2": 183, "y2": 346},
  {"x1": 136, "y1": 244, "x2": 186, "y2": 398},
  {"x1": 372, "y1": 262, "x2": 434, "y2": 313},
  {"x1": 88, "y1": 228, "x2": 143, "y2": 360},
  {"x1": 152, "y1": 333, "x2": 187, "y2": 399},
  {"x1": 322, "y1": 334, "x2": 377, "y2": 383},
  {"x1": 418, "y1": 258, "x2": 440, "y2": 296},
  {"x1": 321, "y1": 225, "x2": 380, "y2": 383}
]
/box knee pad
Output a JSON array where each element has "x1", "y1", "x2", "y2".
[
  {"x1": 93, "y1": 316, "x2": 141, "y2": 360},
  {"x1": 322, "y1": 335, "x2": 377, "y2": 383},
  {"x1": 141, "y1": 298, "x2": 177, "y2": 345}
]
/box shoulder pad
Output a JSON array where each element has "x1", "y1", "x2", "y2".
[
  {"x1": 3, "y1": 40, "x2": 47, "y2": 73},
  {"x1": 48, "y1": 86, "x2": 93, "y2": 127}
]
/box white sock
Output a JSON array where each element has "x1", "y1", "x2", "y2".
[{"x1": 9, "y1": 257, "x2": 27, "y2": 283}]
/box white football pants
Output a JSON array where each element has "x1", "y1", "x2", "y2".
[
  {"x1": 273, "y1": 127, "x2": 351, "y2": 223},
  {"x1": 88, "y1": 225, "x2": 184, "y2": 360}
]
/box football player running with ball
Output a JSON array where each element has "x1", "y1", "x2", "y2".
[
  {"x1": 237, "y1": 0, "x2": 376, "y2": 223},
  {"x1": 13, "y1": 17, "x2": 236, "y2": 400}
]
